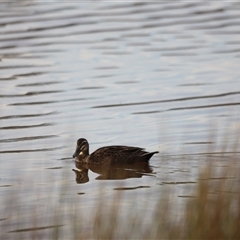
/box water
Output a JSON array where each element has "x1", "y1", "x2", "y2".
[{"x1": 0, "y1": 1, "x2": 240, "y2": 237}]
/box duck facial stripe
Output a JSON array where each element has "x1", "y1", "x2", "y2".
[{"x1": 80, "y1": 141, "x2": 87, "y2": 151}]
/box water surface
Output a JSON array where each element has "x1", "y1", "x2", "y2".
[{"x1": 0, "y1": 1, "x2": 240, "y2": 238}]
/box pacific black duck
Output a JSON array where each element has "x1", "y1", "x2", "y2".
[{"x1": 72, "y1": 138, "x2": 158, "y2": 164}]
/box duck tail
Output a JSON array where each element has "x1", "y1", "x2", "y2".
[{"x1": 142, "y1": 151, "x2": 159, "y2": 161}]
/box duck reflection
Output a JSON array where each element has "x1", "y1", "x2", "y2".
[{"x1": 72, "y1": 161, "x2": 154, "y2": 184}]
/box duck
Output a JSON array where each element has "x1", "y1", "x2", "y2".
[{"x1": 72, "y1": 138, "x2": 158, "y2": 164}]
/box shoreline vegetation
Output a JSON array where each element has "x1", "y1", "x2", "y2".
[{"x1": 1, "y1": 139, "x2": 240, "y2": 239}]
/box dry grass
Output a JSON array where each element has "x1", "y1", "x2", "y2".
[
  {"x1": 1, "y1": 147, "x2": 240, "y2": 239},
  {"x1": 2, "y1": 158, "x2": 239, "y2": 240},
  {"x1": 68, "y1": 157, "x2": 240, "y2": 240},
  {"x1": 182, "y1": 161, "x2": 240, "y2": 239}
]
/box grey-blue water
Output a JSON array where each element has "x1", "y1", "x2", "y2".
[{"x1": 0, "y1": 1, "x2": 240, "y2": 238}]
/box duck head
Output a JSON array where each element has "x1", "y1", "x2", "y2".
[{"x1": 73, "y1": 138, "x2": 89, "y2": 158}]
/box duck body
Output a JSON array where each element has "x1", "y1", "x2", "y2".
[{"x1": 73, "y1": 138, "x2": 158, "y2": 164}]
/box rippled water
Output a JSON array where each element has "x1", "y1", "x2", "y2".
[{"x1": 1, "y1": 1, "x2": 240, "y2": 237}]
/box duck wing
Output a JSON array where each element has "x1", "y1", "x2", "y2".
[{"x1": 90, "y1": 146, "x2": 156, "y2": 164}]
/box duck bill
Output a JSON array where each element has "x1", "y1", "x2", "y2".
[{"x1": 73, "y1": 147, "x2": 80, "y2": 158}]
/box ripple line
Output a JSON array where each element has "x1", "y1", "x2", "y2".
[
  {"x1": 0, "y1": 146, "x2": 63, "y2": 154},
  {"x1": 133, "y1": 102, "x2": 240, "y2": 114},
  {"x1": 92, "y1": 91, "x2": 240, "y2": 108},
  {"x1": 8, "y1": 97, "x2": 88, "y2": 106},
  {"x1": 0, "y1": 123, "x2": 54, "y2": 130},
  {"x1": 0, "y1": 135, "x2": 57, "y2": 143},
  {"x1": 16, "y1": 81, "x2": 61, "y2": 87},
  {"x1": 0, "y1": 111, "x2": 58, "y2": 120},
  {"x1": 0, "y1": 90, "x2": 62, "y2": 98},
  {"x1": 114, "y1": 186, "x2": 150, "y2": 190},
  {"x1": 168, "y1": 102, "x2": 240, "y2": 111},
  {"x1": 8, "y1": 225, "x2": 64, "y2": 233}
]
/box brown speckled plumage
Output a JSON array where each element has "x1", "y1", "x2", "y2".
[{"x1": 73, "y1": 138, "x2": 158, "y2": 164}]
